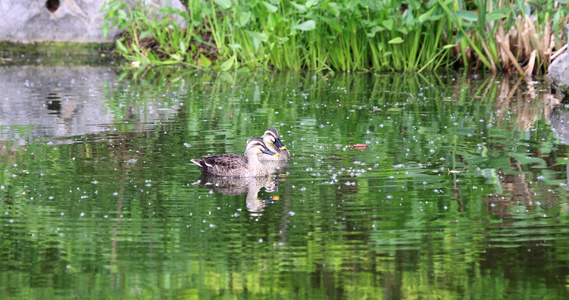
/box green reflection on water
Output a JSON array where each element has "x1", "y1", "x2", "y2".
[{"x1": 1, "y1": 71, "x2": 569, "y2": 299}]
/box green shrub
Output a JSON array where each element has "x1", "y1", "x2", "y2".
[{"x1": 101, "y1": 0, "x2": 569, "y2": 74}]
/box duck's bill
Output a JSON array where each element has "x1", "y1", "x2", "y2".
[
  {"x1": 262, "y1": 149, "x2": 279, "y2": 156},
  {"x1": 274, "y1": 138, "x2": 287, "y2": 150}
]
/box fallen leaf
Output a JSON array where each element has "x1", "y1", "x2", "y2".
[{"x1": 350, "y1": 144, "x2": 368, "y2": 150}]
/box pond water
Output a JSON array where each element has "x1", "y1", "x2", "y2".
[{"x1": 1, "y1": 66, "x2": 569, "y2": 299}]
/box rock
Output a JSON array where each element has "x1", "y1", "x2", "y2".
[
  {"x1": 0, "y1": 66, "x2": 118, "y2": 144},
  {"x1": 0, "y1": 65, "x2": 178, "y2": 145},
  {"x1": 548, "y1": 24, "x2": 569, "y2": 94},
  {"x1": 549, "y1": 104, "x2": 569, "y2": 145},
  {"x1": 0, "y1": 0, "x2": 187, "y2": 44}
]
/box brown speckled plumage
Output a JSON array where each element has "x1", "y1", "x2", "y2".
[{"x1": 191, "y1": 140, "x2": 277, "y2": 177}]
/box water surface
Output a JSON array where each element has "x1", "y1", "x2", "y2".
[{"x1": 0, "y1": 67, "x2": 568, "y2": 299}]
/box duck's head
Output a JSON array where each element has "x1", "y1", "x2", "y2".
[
  {"x1": 263, "y1": 128, "x2": 287, "y2": 150},
  {"x1": 246, "y1": 139, "x2": 279, "y2": 157}
]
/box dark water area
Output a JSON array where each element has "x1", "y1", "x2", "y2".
[{"x1": 1, "y1": 66, "x2": 569, "y2": 299}]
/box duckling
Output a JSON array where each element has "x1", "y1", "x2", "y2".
[
  {"x1": 253, "y1": 128, "x2": 291, "y2": 161},
  {"x1": 191, "y1": 140, "x2": 278, "y2": 177}
]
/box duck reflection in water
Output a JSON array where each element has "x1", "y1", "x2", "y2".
[{"x1": 193, "y1": 174, "x2": 281, "y2": 214}]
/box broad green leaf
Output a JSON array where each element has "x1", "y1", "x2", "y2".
[
  {"x1": 247, "y1": 31, "x2": 269, "y2": 41},
  {"x1": 116, "y1": 40, "x2": 127, "y2": 53},
  {"x1": 239, "y1": 12, "x2": 252, "y2": 26},
  {"x1": 488, "y1": 7, "x2": 512, "y2": 15},
  {"x1": 486, "y1": 11, "x2": 506, "y2": 21},
  {"x1": 199, "y1": 54, "x2": 211, "y2": 67},
  {"x1": 388, "y1": 37, "x2": 404, "y2": 44},
  {"x1": 382, "y1": 19, "x2": 394, "y2": 31},
  {"x1": 278, "y1": 37, "x2": 289, "y2": 44},
  {"x1": 520, "y1": 0, "x2": 531, "y2": 15},
  {"x1": 179, "y1": 40, "x2": 187, "y2": 53},
  {"x1": 418, "y1": 6, "x2": 436, "y2": 23},
  {"x1": 404, "y1": 10, "x2": 416, "y2": 26},
  {"x1": 456, "y1": 31, "x2": 465, "y2": 43},
  {"x1": 139, "y1": 30, "x2": 151, "y2": 40},
  {"x1": 305, "y1": 0, "x2": 317, "y2": 8},
  {"x1": 266, "y1": 13, "x2": 276, "y2": 30},
  {"x1": 320, "y1": 17, "x2": 342, "y2": 33},
  {"x1": 263, "y1": 1, "x2": 278, "y2": 12},
  {"x1": 118, "y1": 10, "x2": 127, "y2": 20},
  {"x1": 220, "y1": 56, "x2": 236, "y2": 71},
  {"x1": 214, "y1": 0, "x2": 231, "y2": 9},
  {"x1": 511, "y1": 153, "x2": 545, "y2": 166},
  {"x1": 246, "y1": 31, "x2": 268, "y2": 52},
  {"x1": 328, "y1": 2, "x2": 340, "y2": 17},
  {"x1": 131, "y1": 41, "x2": 139, "y2": 52},
  {"x1": 456, "y1": 10, "x2": 478, "y2": 21},
  {"x1": 408, "y1": 0, "x2": 421, "y2": 10},
  {"x1": 429, "y1": 13, "x2": 445, "y2": 21},
  {"x1": 293, "y1": 20, "x2": 316, "y2": 31},
  {"x1": 219, "y1": 72, "x2": 236, "y2": 83},
  {"x1": 366, "y1": 25, "x2": 384, "y2": 38},
  {"x1": 291, "y1": 2, "x2": 306, "y2": 12}
]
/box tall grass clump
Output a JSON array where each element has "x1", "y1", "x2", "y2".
[
  {"x1": 101, "y1": 0, "x2": 217, "y2": 71},
  {"x1": 102, "y1": 0, "x2": 569, "y2": 75}
]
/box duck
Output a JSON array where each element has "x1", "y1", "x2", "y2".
[
  {"x1": 251, "y1": 128, "x2": 291, "y2": 161},
  {"x1": 190, "y1": 140, "x2": 278, "y2": 177}
]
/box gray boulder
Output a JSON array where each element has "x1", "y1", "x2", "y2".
[
  {"x1": 0, "y1": 65, "x2": 179, "y2": 145},
  {"x1": 549, "y1": 104, "x2": 569, "y2": 145},
  {"x1": 0, "y1": 0, "x2": 187, "y2": 43},
  {"x1": 548, "y1": 24, "x2": 569, "y2": 93}
]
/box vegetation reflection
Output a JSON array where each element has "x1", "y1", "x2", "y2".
[{"x1": 0, "y1": 71, "x2": 567, "y2": 298}]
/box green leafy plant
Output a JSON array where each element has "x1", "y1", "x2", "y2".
[
  {"x1": 101, "y1": 0, "x2": 214, "y2": 68},
  {"x1": 102, "y1": 0, "x2": 569, "y2": 74}
]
